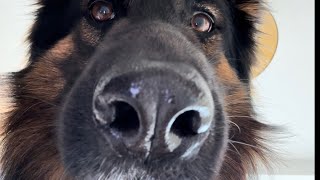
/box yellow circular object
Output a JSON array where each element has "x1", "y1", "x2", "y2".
[{"x1": 252, "y1": 12, "x2": 279, "y2": 78}]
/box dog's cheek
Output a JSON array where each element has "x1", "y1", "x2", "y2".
[
  {"x1": 202, "y1": 33, "x2": 224, "y2": 57},
  {"x1": 23, "y1": 35, "x2": 74, "y2": 101},
  {"x1": 214, "y1": 55, "x2": 252, "y2": 115},
  {"x1": 79, "y1": 19, "x2": 104, "y2": 46}
]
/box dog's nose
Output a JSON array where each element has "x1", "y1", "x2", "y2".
[{"x1": 92, "y1": 64, "x2": 214, "y2": 159}]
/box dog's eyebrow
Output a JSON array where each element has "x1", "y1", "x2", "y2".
[
  {"x1": 198, "y1": 3, "x2": 220, "y2": 15},
  {"x1": 198, "y1": 3, "x2": 224, "y2": 22}
]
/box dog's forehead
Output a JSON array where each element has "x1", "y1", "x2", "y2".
[
  {"x1": 124, "y1": 0, "x2": 218, "y2": 15},
  {"x1": 124, "y1": 0, "x2": 187, "y2": 16},
  {"x1": 125, "y1": 0, "x2": 185, "y2": 7},
  {"x1": 117, "y1": 0, "x2": 225, "y2": 23}
]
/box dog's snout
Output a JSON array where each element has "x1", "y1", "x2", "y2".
[{"x1": 93, "y1": 64, "x2": 214, "y2": 159}]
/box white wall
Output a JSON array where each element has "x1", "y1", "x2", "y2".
[
  {"x1": 253, "y1": 0, "x2": 314, "y2": 176},
  {"x1": 0, "y1": 0, "x2": 314, "y2": 178},
  {"x1": 0, "y1": 0, "x2": 34, "y2": 73}
]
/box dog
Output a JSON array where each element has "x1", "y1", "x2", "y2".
[{"x1": 1, "y1": 0, "x2": 275, "y2": 179}]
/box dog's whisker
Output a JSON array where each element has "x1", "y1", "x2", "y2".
[
  {"x1": 229, "y1": 140, "x2": 260, "y2": 149},
  {"x1": 223, "y1": 101, "x2": 251, "y2": 106},
  {"x1": 228, "y1": 115, "x2": 254, "y2": 119},
  {"x1": 227, "y1": 120, "x2": 241, "y2": 133},
  {"x1": 228, "y1": 142, "x2": 241, "y2": 156},
  {"x1": 99, "y1": 158, "x2": 107, "y2": 172}
]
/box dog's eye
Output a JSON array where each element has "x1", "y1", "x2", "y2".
[
  {"x1": 191, "y1": 12, "x2": 215, "y2": 33},
  {"x1": 90, "y1": 0, "x2": 115, "y2": 22}
]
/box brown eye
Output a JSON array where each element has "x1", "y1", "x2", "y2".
[
  {"x1": 191, "y1": 12, "x2": 215, "y2": 33},
  {"x1": 90, "y1": 1, "x2": 115, "y2": 22}
]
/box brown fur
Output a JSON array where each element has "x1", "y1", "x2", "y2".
[
  {"x1": 215, "y1": 57, "x2": 272, "y2": 180},
  {"x1": 80, "y1": 19, "x2": 103, "y2": 46},
  {"x1": 1, "y1": 36, "x2": 74, "y2": 179},
  {"x1": 24, "y1": 35, "x2": 73, "y2": 101}
]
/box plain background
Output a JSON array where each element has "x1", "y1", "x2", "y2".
[{"x1": 0, "y1": 0, "x2": 314, "y2": 179}]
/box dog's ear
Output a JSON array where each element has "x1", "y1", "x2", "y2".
[
  {"x1": 229, "y1": 0, "x2": 278, "y2": 79},
  {"x1": 235, "y1": 0, "x2": 262, "y2": 19},
  {"x1": 29, "y1": 0, "x2": 81, "y2": 60},
  {"x1": 225, "y1": 0, "x2": 264, "y2": 81},
  {"x1": 233, "y1": 0, "x2": 278, "y2": 78}
]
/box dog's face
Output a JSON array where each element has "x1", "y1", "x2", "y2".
[{"x1": 2, "y1": 0, "x2": 272, "y2": 180}]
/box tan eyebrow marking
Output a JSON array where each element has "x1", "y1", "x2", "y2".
[{"x1": 197, "y1": 3, "x2": 224, "y2": 23}]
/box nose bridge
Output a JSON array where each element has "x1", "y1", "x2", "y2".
[
  {"x1": 101, "y1": 20, "x2": 203, "y2": 65},
  {"x1": 97, "y1": 20, "x2": 211, "y2": 84},
  {"x1": 128, "y1": 0, "x2": 178, "y2": 21}
]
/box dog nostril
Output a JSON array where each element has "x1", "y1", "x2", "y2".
[
  {"x1": 109, "y1": 101, "x2": 140, "y2": 137},
  {"x1": 171, "y1": 110, "x2": 201, "y2": 137}
]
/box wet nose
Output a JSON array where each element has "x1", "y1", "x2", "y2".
[{"x1": 92, "y1": 64, "x2": 214, "y2": 160}]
